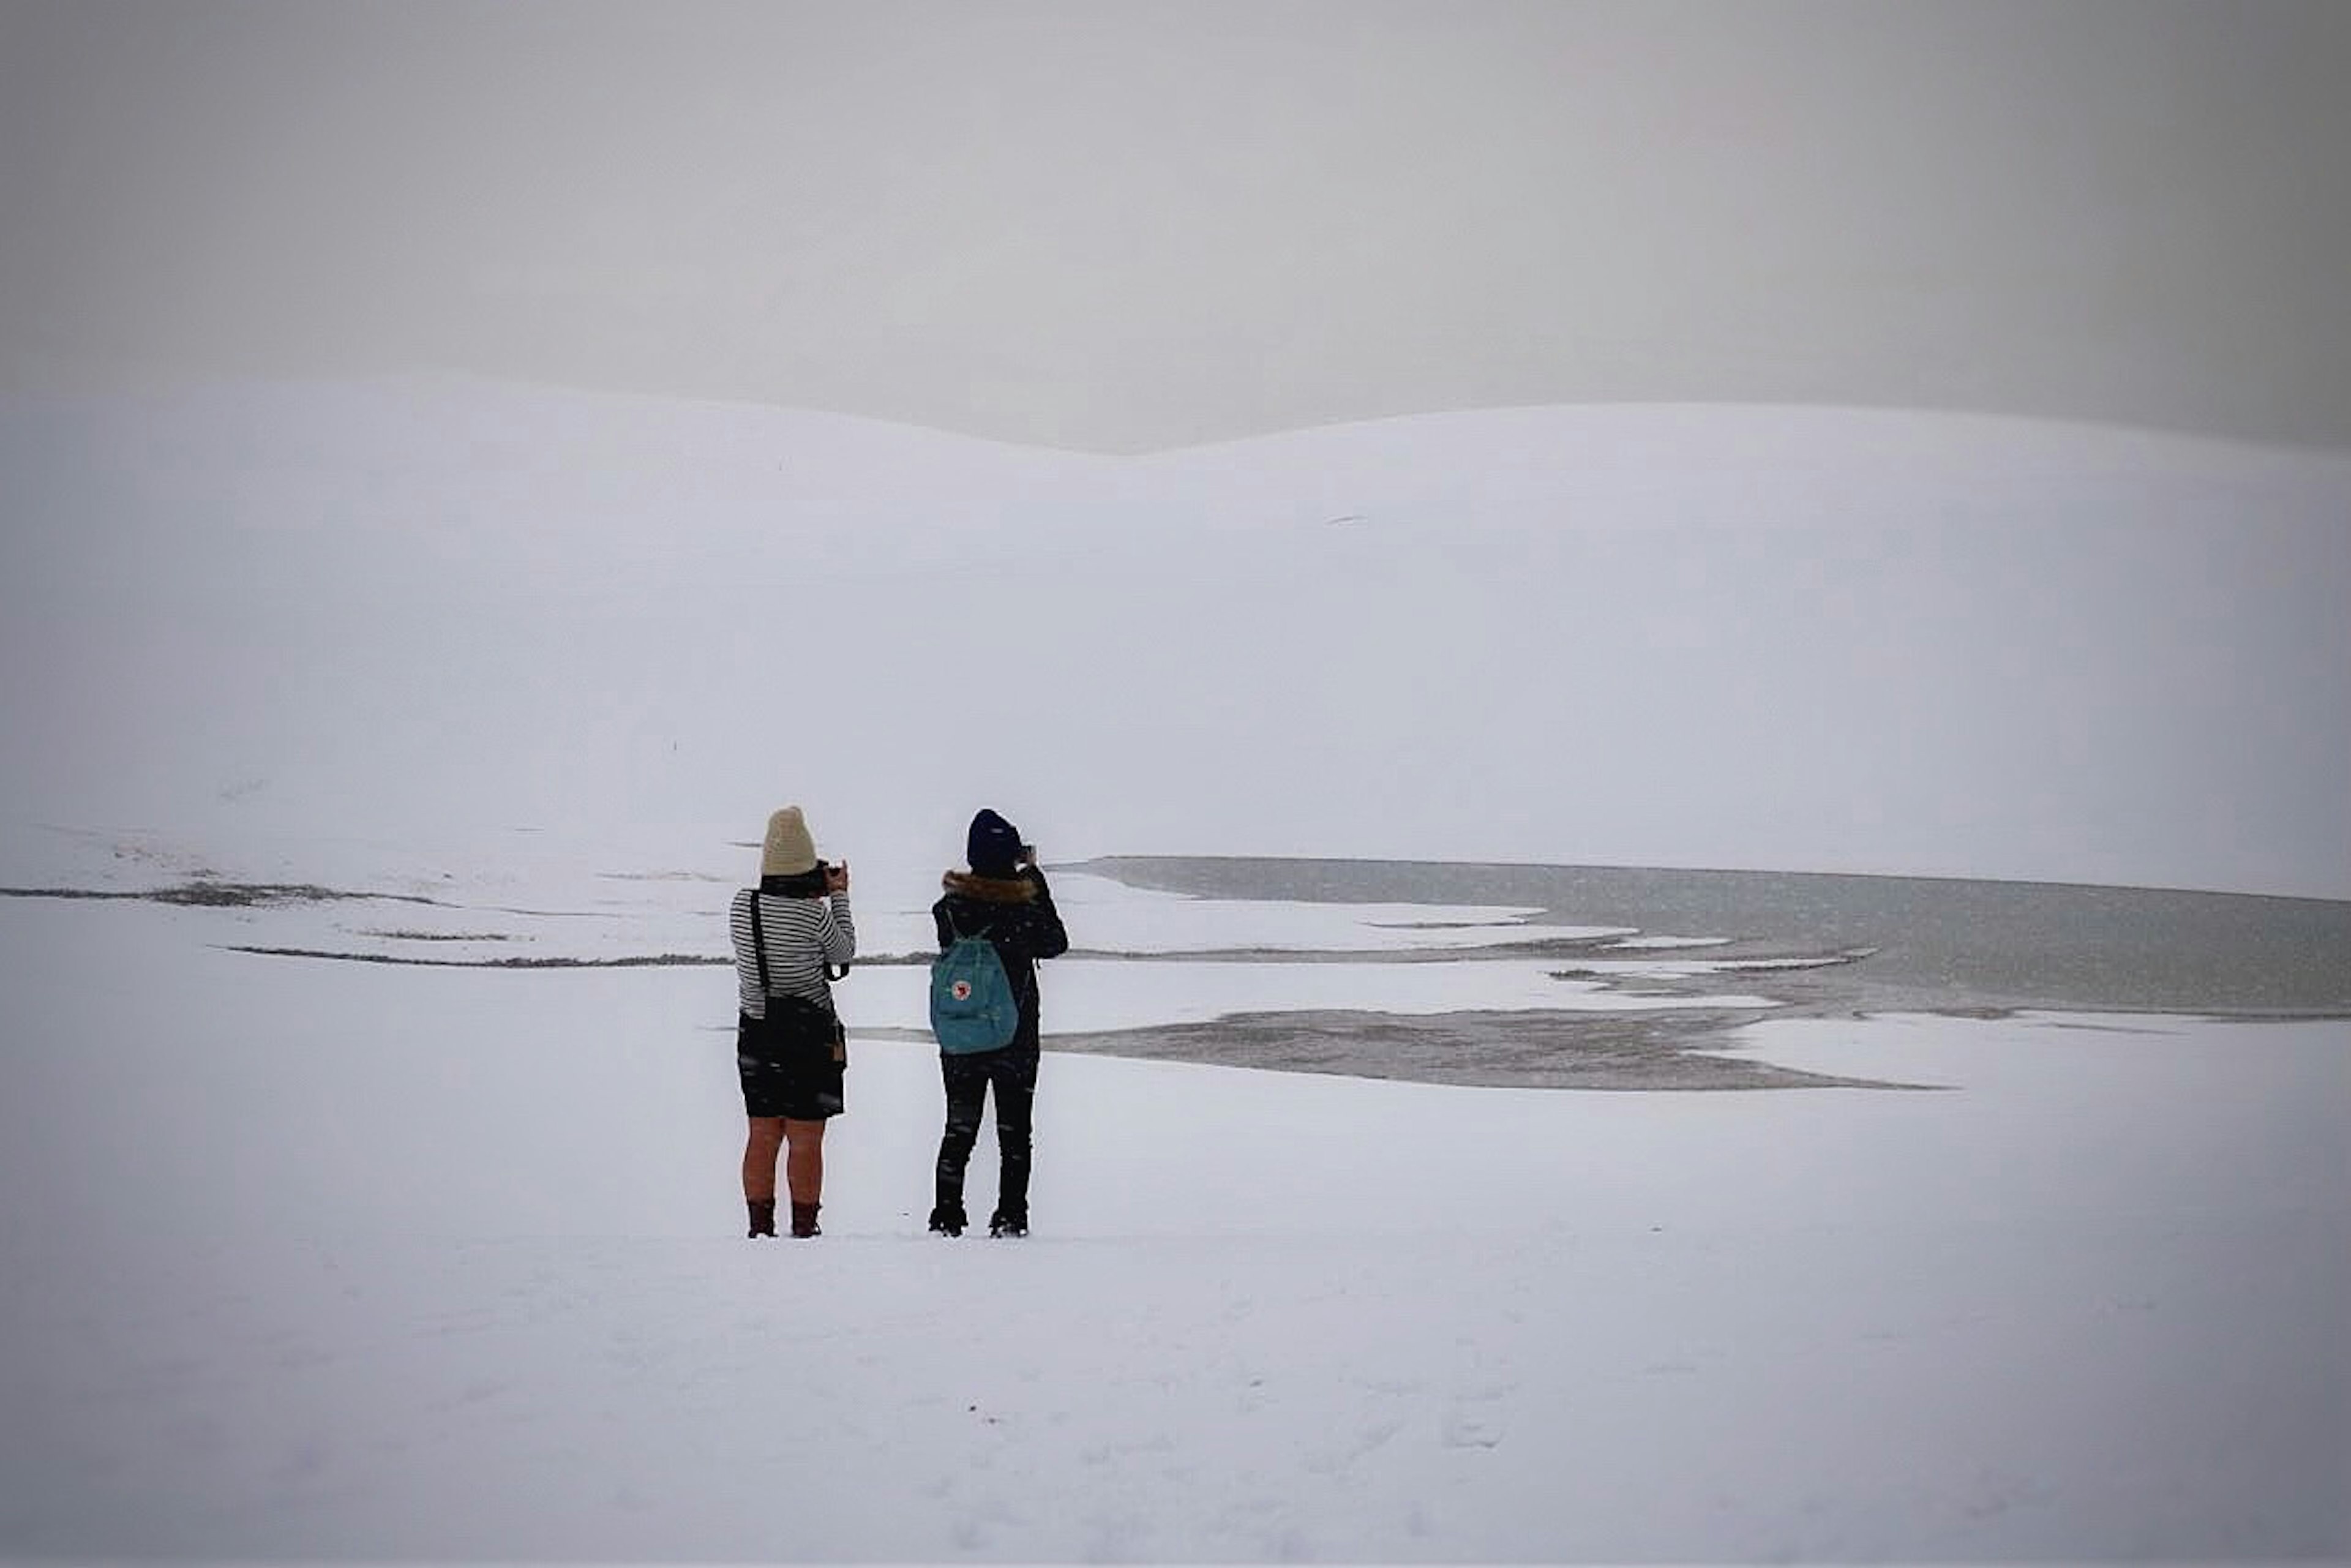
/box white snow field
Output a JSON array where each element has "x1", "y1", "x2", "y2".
[
  {"x1": 2, "y1": 379, "x2": 2349, "y2": 1562},
  {"x1": 0, "y1": 889, "x2": 2344, "y2": 1563}
]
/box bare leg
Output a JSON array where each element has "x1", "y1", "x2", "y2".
[
  {"x1": 742, "y1": 1117, "x2": 786, "y2": 1201},
  {"x1": 782, "y1": 1117, "x2": 827, "y2": 1207}
]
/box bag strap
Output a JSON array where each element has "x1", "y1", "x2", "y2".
[{"x1": 748, "y1": 888, "x2": 772, "y2": 996}]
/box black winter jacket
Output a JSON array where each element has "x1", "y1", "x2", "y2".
[{"x1": 932, "y1": 866, "x2": 1070, "y2": 1052}]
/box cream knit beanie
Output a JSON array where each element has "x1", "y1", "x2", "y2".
[{"x1": 760, "y1": 806, "x2": 819, "y2": 877}]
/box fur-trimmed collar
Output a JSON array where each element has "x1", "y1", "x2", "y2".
[{"x1": 942, "y1": 870, "x2": 1037, "y2": 904}]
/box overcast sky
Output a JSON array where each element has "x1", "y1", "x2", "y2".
[{"x1": 3, "y1": 0, "x2": 2347, "y2": 451}]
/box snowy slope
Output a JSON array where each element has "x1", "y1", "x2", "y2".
[{"x1": 4, "y1": 378, "x2": 2347, "y2": 899}]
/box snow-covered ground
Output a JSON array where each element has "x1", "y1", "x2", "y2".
[
  {"x1": 3, "y1": 379, "x2": 2348, "y2": 1561},
  {"x1": 1, "y1": 887, "x2": 2344, "y2": 1562}
]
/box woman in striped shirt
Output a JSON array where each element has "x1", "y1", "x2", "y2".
[{"x1": 731, "y1": 806, "x2": 855, "y2": 1238}]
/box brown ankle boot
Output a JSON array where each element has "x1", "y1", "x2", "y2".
[
  {"x1": 747, "y1": 1198, "x2": 776, "y2": 1238},
  {"x1": 790, "y1": 1201, "x2": 821, "y2": 1238}
]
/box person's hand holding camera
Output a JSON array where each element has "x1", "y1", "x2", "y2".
[{"x1": 824, "y1": 861, "x2": 850, "y2": 895}]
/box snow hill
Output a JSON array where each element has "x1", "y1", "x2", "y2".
[{"x1": 3, "y1": 377, "x2": 2347, "y2": 900}]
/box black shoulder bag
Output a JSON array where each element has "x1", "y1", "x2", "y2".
[{"x1": 748, "y1": 890, "x2": 848, "y2": 1067}]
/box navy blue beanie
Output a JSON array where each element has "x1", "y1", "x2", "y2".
[{"x1": 967, "y1": 808, "x2": 1022, "y2": 876}]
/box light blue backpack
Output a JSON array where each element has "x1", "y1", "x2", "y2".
[{"x1": 929, "y1": 917, "x2": 1020, "y2": 1054}]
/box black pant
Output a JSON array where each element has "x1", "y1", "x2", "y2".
[{"x1": 934, "y1": 1045, "x2": 1038, "y2": 1218}]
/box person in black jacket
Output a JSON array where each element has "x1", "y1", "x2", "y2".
[{"x1": 928, "y1": 808, "x2": 1069, "y2": 1238}]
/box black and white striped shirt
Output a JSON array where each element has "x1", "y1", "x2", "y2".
[{"x1": 729, "y1": 888, "x2": 855, "y2": 1018}]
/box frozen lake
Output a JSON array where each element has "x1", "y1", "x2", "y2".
[
  {"x1": 9, "y1": 846, "x2": 2347, "y2": 1092},
  {"x1": 1035, "y1": 857, "x2": 2351, "y2": 1089}
]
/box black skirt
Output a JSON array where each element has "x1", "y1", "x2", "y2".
[{"x1": 737, "y1": 1002, "x2": 846, "y2": 1120}]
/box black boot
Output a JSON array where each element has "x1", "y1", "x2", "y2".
[
  {"x1": 927, "y1": 1203, "x2": 967, "y2": 1237},
  {"x1": 988, "y1": 1207, "x2": 1027, "y2": 1239},
  {"x1": 747, "y1": 1198, "x2": 776, "y2": 1239},
  {"x1": 790, "y1": 1201, "x2": 821, "y2": 1239}
]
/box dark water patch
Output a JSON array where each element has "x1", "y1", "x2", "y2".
[
  {"x1": 4, "y1": 880, "x2": 443, "y2": 909},
  {"x1": 1548, "y1": 947, "x2": 1878, "y2": 983},
  {"x1": 1046, "y1": 939, "x2": 1637, "y2": 965},
  {"x1": 824, "y1": 938, "x2": 1788, "y2": 967},
  {"x1": 2, "y1": 880, "x2": 643, "y2": 922},
  {"x1": 1, "y1": 886, "x2": 138, "y2": 901},
  {"x1": 226, "y1": 946, "x2": 727, "y2": 969},
  {"x1": 1075, "y1": 857, "x2": 2351, "y2": 1017},
  {"x1": 359, "y1": 929, "x2": 514, "y2": 942},
  {"x1": 1045, "y1": 1008, "x2": 1929, "y2": 1092},
  {"x1": 158, "y1": 881, "x2": 359, "y2": 908},
  {"x1": 214, "y1": 941, "x2": 936, "y2": 970}
]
